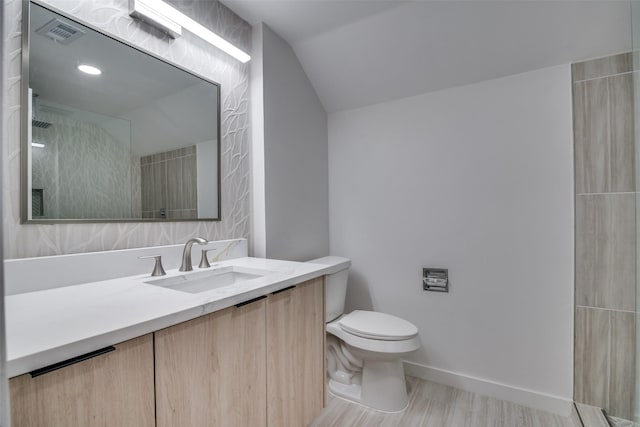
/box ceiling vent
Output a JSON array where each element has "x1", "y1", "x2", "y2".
[
  {"x1": 32, "y1": 120, "x2": 52, "y2": 129},
  {"x1": 36, "y1": 18, "x2": 85, "y2": 45},
  {"x1": 31, "y1": 94, "x2": 53, "y2": 129}
]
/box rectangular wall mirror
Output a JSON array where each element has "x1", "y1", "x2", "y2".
[{"x1": 21, "y1": 1, "x2": 221, "y2": 223}]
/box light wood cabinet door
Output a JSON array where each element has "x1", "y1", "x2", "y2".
[
  {"x1": 267, "y1": 277, "x2": 325, "y2": 427},
  {"x1": 155, "y1": 297, "x2": 267, "y2": 427},
  {"x1": 9, "y1": 334, "x2": 155, "y2": 427}
]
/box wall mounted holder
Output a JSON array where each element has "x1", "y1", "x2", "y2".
[{"x1": 423, "y1": 268, "x2": 448, "y2": 292}]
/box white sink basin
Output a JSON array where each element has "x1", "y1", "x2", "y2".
[{"x1": 145, "y1": 266, "x2": 276, "y2": 294}]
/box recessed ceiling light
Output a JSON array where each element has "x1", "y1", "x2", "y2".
[
  {"x1": 32, "y1": 142, "x2": 45, "y2": 148},
  {"x1": 77, "y1": 64, "x2": 102, "y2": 75}
]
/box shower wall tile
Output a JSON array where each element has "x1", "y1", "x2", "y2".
[
  {"x1": 608, "y1": 73, "x2": 635, "y2": 191},
  {"x1": 573, "y1": 79, "x2": 610, "y2": 194},
  {"x1": 3, "y1": 0, "x2": 250, "y2": 258},
  {"x1": 141, "y1": 163, "x2": 151, "y2": 212},
  {"x1": 609, "y1": 311, "x2": 635, "y2": 420},
  {"x1": 575, "y1": 194, "x2": 636, "y2": 311},
  {"x1": 131, "y1": 157, "x2": 142, "y2": 218},
  {"x1": 32, "y1": 110, "x2": 132, "y2": 219},
  {"x1": 571, "y1": 52, "x2": 632, "y2": 82},
  {"x1": 166, "y1": 157, "x2": 183, "y2": 210},
  {"x1": 574, "y1": 306, "x2": 610, "y2": 408},
  {"x1": 574, "y1": 308, "x2": 636, "y2": 420},
  {"x1": 573, "y1": 76, "x2": 635, "y2": 194},
  {"x1": 152, "y1": 160, "x2": 168, "y2": 210},
  {"x1": 182, "y1": 155, "x2": 197, "y2": 210},
  {"x1": 572, "y1": 52, "x2": 637, "y2": 421},
  {"x1": 141, "y1": 146, "x2": 198, "y2": 219}
]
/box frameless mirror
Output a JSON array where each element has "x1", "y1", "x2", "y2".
[{"x1": 21, "y1": 1, "x2": 221, "y2": 223}]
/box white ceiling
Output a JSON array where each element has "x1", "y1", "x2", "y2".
[{"x1": 222, "y1": 0, "x2": 632, "y2": 112}]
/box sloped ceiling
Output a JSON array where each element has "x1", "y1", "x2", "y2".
[{"x1": 223, "y1": 0, "x2": 632, "y2": 112}]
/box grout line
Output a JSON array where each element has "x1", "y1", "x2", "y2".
[
  {"x1": 575, "y1": 192, "x2": 636, "y2": 196},
  {"x1": 574, "y1": 402, "x2": 586, "y2": 427},
  {"x1": 576, "y1": 305, "x2": 637, "y2": 315},
  {"x1": 606, "y1": 77, "x2": 612, "y2": 192},
  {"x1": 573, "y1": 71, "x2": 634, "y2": 84},
  {"x1": 606, "y1": 311, "x2": 612, "y2": 413}
]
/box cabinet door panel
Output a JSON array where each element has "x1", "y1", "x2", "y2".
[
  {"x1": 267, "y1": 277, "x2": 325, "y2": 427},
  {"x1": 9, "y1": 334, "x2": 154, "y2": 427},
  {"x1": 155, "y1": 300, "x2": 267, "y2": 427}
]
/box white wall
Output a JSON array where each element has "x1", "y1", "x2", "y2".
[
  {"x1": 253, "y1": 24, "x2": 329, "y2": 261},
  {"x1": 328, "y1": 65, "x2": 574, "y2": 408}
]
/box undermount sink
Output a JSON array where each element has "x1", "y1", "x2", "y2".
[{"x1": 145, "y1": 266, "x2": 276, "y2": 294}]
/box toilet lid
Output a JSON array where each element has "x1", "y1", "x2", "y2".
[{"x1": 338, "y1": 310, "x2": 418, "y2": 341}]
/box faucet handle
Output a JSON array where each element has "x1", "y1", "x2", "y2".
[
  {"x1": 138, "y1": 255, "x2": 166, "y2": 277},
  {"x1": 198, "y1": 249, "x2": 215, "y2": 269}
]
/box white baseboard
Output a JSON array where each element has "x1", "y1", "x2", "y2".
[{"x1": 403, "y1": 361, "x2": 573, "y2": 417}]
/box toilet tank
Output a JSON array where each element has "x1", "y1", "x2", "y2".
[{"x1": 307, "y1": 256, "x2": 351, "y2": 323}]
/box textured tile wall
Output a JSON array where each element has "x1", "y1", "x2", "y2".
[
  {"x1": 572, "y1": 52, "x2": 637, "y2": 421},
  {"x1": 32, "y1": 109, "x2": 132, "y2": 219},
  {"x1": 2, "y1": 0, "x2": 251, "y2": 259}
]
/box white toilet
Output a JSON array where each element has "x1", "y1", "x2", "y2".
[{"x1": 309, "y1": 256, "x2": 420, "y2": 413}]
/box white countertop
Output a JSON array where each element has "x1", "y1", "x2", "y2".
[{"x1": 6, "y1": 257, "x2": 336, "y2": 378}]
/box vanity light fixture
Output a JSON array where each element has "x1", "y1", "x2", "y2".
[
  {"x1": 32, "y1": 142, "x2": 45, "y2": 148},
  {"x1": 129, "y1": 0, "x2": 251, "y2": 63},
  {"x1": 77, "y1": 64, "x2": 102, "y2": 75},
  {"x1": 129, "y1": 0, "x2": 182, "y2": 38}
]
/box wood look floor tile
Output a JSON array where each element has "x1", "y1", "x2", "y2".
[{"x1": 310, "y1": 377, "x2": 578, "y2": 427}]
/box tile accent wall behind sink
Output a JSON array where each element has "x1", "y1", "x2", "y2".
[{"x1": 2, "y1": 0, "x2": 251, "y2": 259}]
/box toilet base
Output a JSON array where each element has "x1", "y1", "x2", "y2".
[
  {"x1": 328, "y1": 379, "x2": 362, "y2": 403},
  {"x1": 328, "y1": 358, "x2": 410, "y2": 413}
]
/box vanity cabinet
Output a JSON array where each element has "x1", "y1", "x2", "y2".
[
  {"x1": 8, "y1": 277, "x2": 325, "y2": 427},
  {"x1": 154, "y1": 298, "x2": 267, "y2": 427},
  {"x1": 155, "y1": 276, "x2": 325, "y2": 427},
  {"x1": 9, "y1": 334, "x2": 155, "y2": 427},
  {"x1": 266, "y1": 277, "x2": 325, "y2": 427}
]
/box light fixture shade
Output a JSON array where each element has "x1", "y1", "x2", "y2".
[
  {"x1": 129, "y1": 0, "x2": 250, "y2": 63},
  {"x1": 129, "y1": 0, "x2": 182, "y2": 39}
]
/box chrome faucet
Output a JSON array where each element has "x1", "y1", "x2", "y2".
[{"x1": 179, "y1": 238, "x2": 208, "y2": 272}]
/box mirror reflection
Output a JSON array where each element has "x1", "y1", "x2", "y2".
[{"x1": 24, "y1": 2, "x2": 221, "y2": 222}]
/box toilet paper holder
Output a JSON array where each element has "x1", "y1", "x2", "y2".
[{"x1": 423, "y1": 268, "x2": 448, "y2": 292}]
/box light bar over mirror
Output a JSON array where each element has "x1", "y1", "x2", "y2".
[{"x1": 129, "y1": 0, "x2": 251, "y2": 63}]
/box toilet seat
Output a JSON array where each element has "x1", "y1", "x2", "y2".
[
  {"x1": 327, "y1": 313, "x2": 420, "y2": 355},
  {"x1": 338, "y1": 310, "x2": 418, "y2": 341}
]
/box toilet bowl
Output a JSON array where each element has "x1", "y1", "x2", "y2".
[{"x1": 308, "y1": 257, "x2": 421, "y2": 413}]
